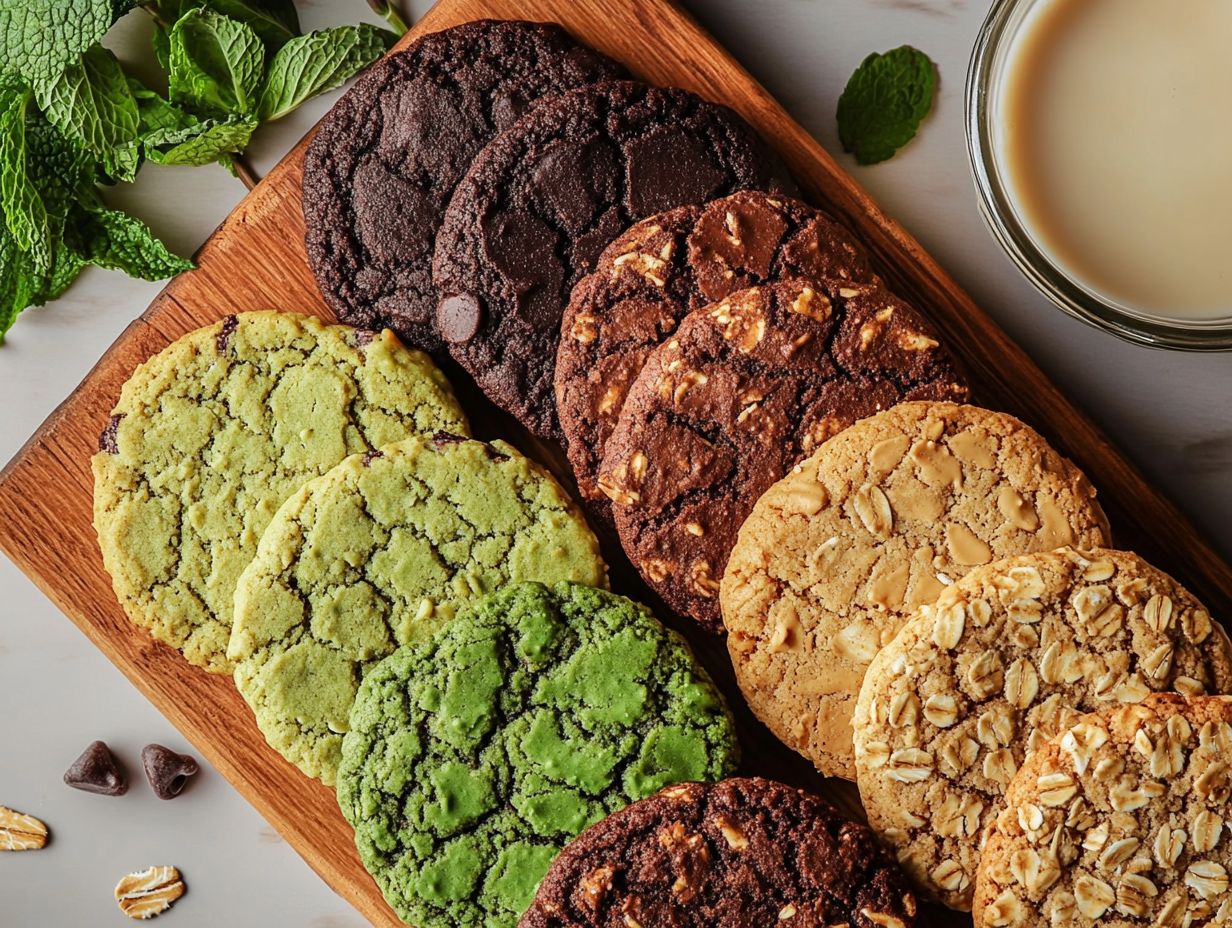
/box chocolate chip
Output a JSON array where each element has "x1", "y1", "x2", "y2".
[
  {"x1": 141, "y1": 745, "x2": 199, "y2": 800},
  {"x1": 98, "y1": 415, "x2": 124, "y2": 454},
  {"x1": 437, "y1": 294, "x2": 484, "y2": 344},
  {"x1": 361, "y1": 449, "x2": 384, "y2": 466},
  {"x1": 350, "y1": 328, "x2": 377, "y2": 348},
  {"x1": 216, "y1": 315, "x2": 239, "y2": 354},
  {"x1": 430, "y1": 431, "x2": 468, "y2": 447},
  {"x1": 624, "y1": 130, "x2": 728, "y2": 216},
  {"x1": 64, "y1": 741, "x2": 127, "y2": 796}
]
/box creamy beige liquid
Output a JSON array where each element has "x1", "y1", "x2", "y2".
[{"x1": 1000, "y1": 0, "x2": 1232, "y2": 318}]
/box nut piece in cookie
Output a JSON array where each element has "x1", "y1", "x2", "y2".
[
  {"x1": 973, "y1": 695, "x2": 1232, "y2": 928},
  {"x1": 721, "y1": 401, "x2": 1111, "y2": 780},
  {"x1": 519, "y1": 777, "x2": 919, "y2": 928},
  {"x1": 115, "y1": 866, "x2": 185, "y2": 920},
  {"x1": 854, "y1": 548, "x2": 1232, "y2": 910},
  {"x1": 64, "y1": 740, "x2": 127, "y2": 796}
]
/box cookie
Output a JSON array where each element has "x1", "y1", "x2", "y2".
[
  {"x1": 854, "y1": 548, "x2": 1232, "y2": 910},
  {"x1": 303, "y1": 20, "x2": 624, "y2": 353},
  {"x1": 433, "y1": 79, "x2": 792, "y2": 438},
  {"x1": 557, "y1": 190, "x2": 878, "y2": 521},
  {"x1": 92, "y1": 311, "x2": 468, "y2": 674},
  {"x1": 722, "y1": 401, "x2": 1112, "y2": 779},
  {"x1": 599, "y1": 281, "x2": 967, "y2": 631},
  {"x1": 336, "y1": 581, "x2": 738, "y2": 928},
  {"x1": 227, "y1": 434, "x2": 607, "y2": 785},
  {"x1": 974, "y1": 695, "x2": 1232, "y2": 928},
  {"x1": 519, "y1": 777, "x2": 920, "y2": 928}
]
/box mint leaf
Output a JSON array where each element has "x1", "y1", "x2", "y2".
[
  {"x1": 34, "y1": 45, "x2": 141, "y2": 181},
  {"x1": 257, "y1": 24, "x2": 391, "y2": 121},
  {"x1": 168, "y1": 8, "x2": 264, "y2": 117},
  {"x1": 208, "y1": 0, "x2": 299, "y2": 51},
  {"x1": 146, "y1": 113, "x2": 256, "y2": 165},
  {"x1": 0, "y1": 0, "x2": 114, "y2": 85},
  {"x1": 75, "y1": 204, "x2": 194, "y2": 279},
  {"x1": 0, "y1": 91, "x2": 52, "y2": 269},
  {"x1": 836, "y1": 46, "x2": 937, "y2": 166},
  {"x1": 131, "y1": 80, "x2": 197, "y2": 135},
  {"x1": 0, "y1": 227, "x2": 44, "y2": 340}
]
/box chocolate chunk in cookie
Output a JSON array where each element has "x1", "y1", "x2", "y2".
[
  {"x1": 303, "y1": 20, "x2": 624, "y2": 353},
  {"x1": 433, "y1": 80, "x2": 793, "y2": 438},
  {"x1": 557, "y1": 191, "x2": 878, "y2": 523},
  {"x1": 599, "y1": 280, "x2": 968, "y2": 631},
  {"x1": 520, "y1": 777, "x2": 919, "y2": 928}
]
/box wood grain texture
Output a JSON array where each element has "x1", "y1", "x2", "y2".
[{"x1": 0, "y1": 1, "x2": 1229, "y2": 926}]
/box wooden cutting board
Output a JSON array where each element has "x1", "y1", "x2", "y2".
[{"x1": 2, "y1": 1, "x2": 1230, "y2": 925}]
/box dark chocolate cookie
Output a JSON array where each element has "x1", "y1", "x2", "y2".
[
  {"x1": 432, "y1": 80, "x2": 793, "y2": 438},
  {"x1": 557, "y1": 191, "x2": 878, "y2": 523},
  {"x1": 598, "y1": 280, "x2": 968, "y2": 631},
  {"x1": 302, "y1": 20, "x2": 624, "y2": 354},
  {"x1": 519, "y1": 777, "x2": 920, "y2": 928}
]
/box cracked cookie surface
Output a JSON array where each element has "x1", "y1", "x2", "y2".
[
  {"x1": 228, "y1": 436, "x2": 607, "y2": 785},
  {"x1": 92, "y1": 311, "x2": 468, "y2": 674},
  {"x1": 556, "y1": 191, "x2": 878, "y2": 525},
  {"x1": 303, "y1": 20, "x2": 624, "y2": 354},
  {"x1": 599, "y1": 282, "x2": 967, "y2": 632},
  {"x1": 336, "y1": 581, "x2": 738, "y2": 928},
  {"x1": 721, "y1": 402, "x2": 1112, "y2": 779},
  {"x1": 854, "y1": 548, "x2": 1232, "y2": 910},
  {"x1": 974, "y1": 696, "x2": 1232, "y2": 928},
  {"x1": 432, "y1": 79, "x2": 791, "y2": 439},
  {"x1": 519, "y1": 776, "x2": 918, "y2": 928}
]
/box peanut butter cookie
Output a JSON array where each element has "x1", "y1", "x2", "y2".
[
  {"x1": 599, "y1": 283, "x2": 966, "y2": 631},
  {"x1": 974, "y1": 696, "x2": 1232, "y2": 928},
  {"x1": 722, "y1": 402, "x2": 1111, "y2": 779},
  {"x1": 519, "y1": 777, "x2": 919, "y2": 928},
  {"x1": 855, "y1": 548, "x2": 1232, "y2": 910}
]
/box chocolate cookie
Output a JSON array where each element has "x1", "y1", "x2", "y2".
[
  {"x1": 519, "y1": 777, "x2": 920, "y2": 928},
  {"x1": 303, "y1": 20, "x2": 624, "y2": 353},
  {"x1": 433, "y1": 80, "x2": 792, "y2": 438},
  {"x1": 557, "y1": 191, "x2": 878, "y2": 522},
  {"x1": 598, "y1": 280, "x2": 968, "y2": 631}
]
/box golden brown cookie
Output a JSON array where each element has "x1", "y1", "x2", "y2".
[
  {"x1": 974, "y1": 696, "x2": 1232, "y2": 928},
  {"x1": 721, "y1": 402, "x2": 1111, "y2": 780},
  {"x1": 854, "y1": 548, "x2": 1232, "y2": 910}
]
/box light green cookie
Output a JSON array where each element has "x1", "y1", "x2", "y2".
[
  {"x1": 92, "y1": 311, "x2": 468, "y2": 674},
  {"x1": 228, "y1": 435, "x2": 608, "y2": 785}
]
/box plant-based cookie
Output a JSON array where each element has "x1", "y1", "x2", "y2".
[
  {"x1": 519, "y1": 777, "x2": 919, "y2": 928},
  {"x1": 557, "y1": 191, "x2": 878, "y2": 523},
  {"x1": 303, "y1": 20, "x2": 624, "y2": 354},
  {"x1": 974, "y1": 696, "x2": 1232, "y2": 928},
  {"x1": 722, "y1": 402, "x2": 1112, "y2": 780},
  {"x1": 600, "y1": 282, "x2": 967, "y2": 631},
  {"x1": 229, "y1": 435, "x2": 607, "y2": 785},
  {"x1": 433, "y1": 80, "x2": 792, "y2": 439},
  {"x1": 337, "y1": 582, "x2": 738, "y2": 928},
  {"x1": 854, "y1": 548, "x2": 1232, "y2": 910},
  {"x1": 92, "y1": 311, "x2": 468, "y2": 674}
]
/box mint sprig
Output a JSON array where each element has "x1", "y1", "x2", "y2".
[
  {"x1": 836, "y1": 45, "x2": 937, "y2": 166},
  {"x1": 0, "y1": 1, "x2": 400, "y2": 342}
]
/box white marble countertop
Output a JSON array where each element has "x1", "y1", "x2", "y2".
[{"x1": 2, "y1": 1, "x2": 1229, "y2": 925}]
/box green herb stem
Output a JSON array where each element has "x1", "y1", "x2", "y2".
[{"x1": 366, "y1": 0, "x2": 409, "y2": 36}]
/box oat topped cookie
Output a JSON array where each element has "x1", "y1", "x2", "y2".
[
  {"x1": 92, "y1": 311, "x2": 468, "y2": 673},
  {"x1": 854, "y1": 548, "x2": 1232, "y2": 910},
  {"x1": 722, "y1": 402, "x2": 1111, "y2": 779},
  {"x1": 974, "y1": 696, "x2": 1232, "y2": 928}
]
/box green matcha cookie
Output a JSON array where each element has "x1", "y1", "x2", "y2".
[
  {"x1": 228, "y1": 436, "x2": 608, "y2": 785},
  {"x1": 337, "y1": 581, "x2": 739, "y2": 928},
  {"x1": 92, "y1": 311, "x2": 468, "y2": 674}
]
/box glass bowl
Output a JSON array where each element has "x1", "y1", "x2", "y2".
[{"x1": 965, "y1": 0, "x2": 1232, "y2": 351}]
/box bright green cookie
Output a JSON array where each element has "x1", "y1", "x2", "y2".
[
  {"x1": 229, "y1": 436, "x2": 608, "y2": 785},
  {"x1": 92, "y1": 311, "x2": 468, "y2": 674},
  {"x1": 337, "y1": 581, "x2": 739, "y2": 928}
]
